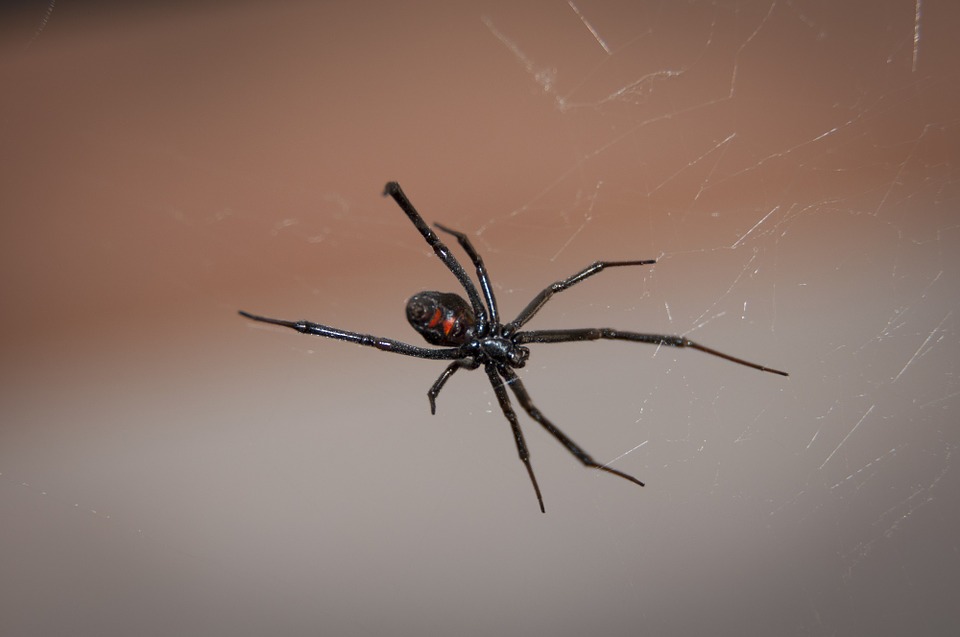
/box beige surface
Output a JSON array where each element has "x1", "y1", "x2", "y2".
[{"x1": 2, "y1": 1, "x2": 958, "y2": 635}]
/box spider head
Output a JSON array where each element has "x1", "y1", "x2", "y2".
[
  {"x1": 510, "y1": 345, "x2": 531, "y2": 368},
  {"x1": 406, "y1": 291, "x2": 476, "y2": 347}
]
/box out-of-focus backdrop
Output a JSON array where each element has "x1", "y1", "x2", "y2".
[{"x1": 2, "y1": 1, "x2": 958, "y2": 635}]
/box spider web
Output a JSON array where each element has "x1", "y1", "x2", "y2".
[{"x1": 1, "y1": 1, "x2": 958, "y2": 635}]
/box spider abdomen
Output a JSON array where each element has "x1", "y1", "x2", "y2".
[{"x1": 406, "y1": 291, "x2": 475, "y2": 346}]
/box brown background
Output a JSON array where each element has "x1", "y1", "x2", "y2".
[{"x1": 2, "y1": 1, "x2": 958, "y2": 635}]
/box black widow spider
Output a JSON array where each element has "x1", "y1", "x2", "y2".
[{"x1": 240, "y1": 182, "x2": 788, "y2": 512}]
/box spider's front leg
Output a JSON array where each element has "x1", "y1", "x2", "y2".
[
  {"x1": 516, "y1": 328, "x2": 788, "y2": 376},
  {"x1": 506, "y1": 259, "x2": 656, "y2": 332},
  {"x1": 499, "y1": 366, "x2": 646, "y2": 489},
  {"x1": 484, "y1": 365, "x2": 546, "y2": 513}
]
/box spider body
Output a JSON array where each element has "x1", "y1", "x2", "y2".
[
  {"x1": 406, "y1": 291, "x2": 476, "y2": 347},
  {"x1": 240, "y1": 182, "x2": 788, "y2": 512}
]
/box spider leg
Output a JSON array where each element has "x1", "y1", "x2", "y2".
[
  {"x1": 506, "y1": 260, "x2": 656, "y2": 331},
  {"x1": 500, "y1": 366, "x2": 646, "y2": 489},
  {"x1": 238, "y1": 311, "x2": 462, "y2": 360},
  {"x1": 516, "y1": 328, "x2": 789, "y2": 376},
  {"x1": 428, "y1": 358, "x2": 480, "y2": 415},
  {"x1": 434, "y1": 222, "x2": 499, "y2": 326},
  {"x1": 485, "y1": 364, "x2": 545, "y2": 513},
  {"x1": 383, "y1": 182, "x2": 489, "y2": 334}
]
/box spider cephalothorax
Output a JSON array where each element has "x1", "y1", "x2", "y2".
[{"x1": 240, "y1": 182, "x2": 788, "y2": 512}]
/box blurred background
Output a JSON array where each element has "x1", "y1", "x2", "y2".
[{"x1": 2, "y1": 1, "x2": 958, "y2": 635}]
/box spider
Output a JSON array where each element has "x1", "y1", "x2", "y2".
[{"x1": 240, "y1": 182, "x2": 788, "y2": 512}]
